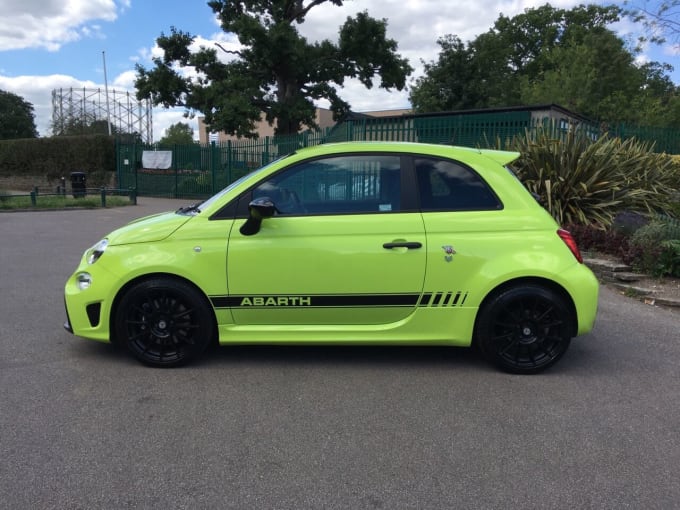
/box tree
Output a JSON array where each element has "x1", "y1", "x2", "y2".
[
  {"x1": 410, "y1": 4, "x2": 680, "y2": 127},
  {"x1": 159, "y1": 122, "x2": 195, "y2": 145},
  {"x1": 518, "y1": 29, "x2": 645, "y2": 122},
  {"x1": 0, "y1": 90, "x2": 38, "y2": 139},
  {"x1": 624, "y1": 1, "x2": 680, "y2": 45},
  {"x1": 135, "y1": 1, "x2": 412, "y2": 137},
  {"x1": 411, "y1": 5, "x2": 623, "y2": 112},
  {"x1": 409, "y1": 36, "x2": 484, "y2": 112},
  {"x1": 53, "y1": 117, "x2": 114, "y2": 136},
  {"x1": 52, "y1": 116, "x2": 143, "y2": 142}
]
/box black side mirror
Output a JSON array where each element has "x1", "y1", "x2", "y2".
[{"x1": 239, "y1": 197, "x2": 277, "y2": 236}]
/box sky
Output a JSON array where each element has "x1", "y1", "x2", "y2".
[{"x1": 0, "y1": 0, "x2": 678, "y2": 141}]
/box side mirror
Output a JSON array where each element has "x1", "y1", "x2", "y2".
[{"x1": 239, "y1": 197, "x2": 276, "y2": 236}]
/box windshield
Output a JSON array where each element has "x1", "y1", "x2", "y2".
[{"x1": 179, "y1": 154, "x2": 294, "y2": 214}]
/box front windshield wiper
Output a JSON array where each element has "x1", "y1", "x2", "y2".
[{"x1": 176, "y1": 202, "x2": 202, "y2": 215}]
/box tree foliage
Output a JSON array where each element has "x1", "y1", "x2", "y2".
[
  {"x1": 159, "y1": 122, "x2": 195, "y2": 145},
  {"x1": 135, "y1": 0, "x2": 412, "y2": 137},
  {"x1": 52, "y1": 117, "x2": 142, "y2": 143},
  {"x1": 624, "y1": 1, "x2": 680, "y2": 45},
  {"x1": 410, "y1": 4, "x2": 680, "y2": 127},
  {"x1": 0, "y1": 90, "x2": 38, "y2": 139}
]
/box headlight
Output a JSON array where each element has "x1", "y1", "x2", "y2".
[
  {"x1": 76, "y1": 272, "x2": 92, "y2": 290},
  {"x1": 87, "y1": 239, "x2": 108, "y2": 265}
]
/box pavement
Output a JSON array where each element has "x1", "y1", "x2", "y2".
[{"x1": 585, "y1": 257, "x2": 680, "y2": 309}]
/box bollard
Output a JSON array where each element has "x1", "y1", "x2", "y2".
[
  {"x1": 129, "y1": 187, "x2": 137, "y2": 205},
  {"x1": 30, "y1": 191, "x2": 36, "y2": 207},
  {"x1": 100, "y1": 187, "x2": 107, "y2": 207}
]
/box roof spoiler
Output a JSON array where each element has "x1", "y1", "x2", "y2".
[{"x1": 478, "y1": 149, "x2": 521, "y2": 166}]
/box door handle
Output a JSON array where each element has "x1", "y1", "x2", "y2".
[{"x1": 383, "y1": 241, "x2": 422, "y2": 250}]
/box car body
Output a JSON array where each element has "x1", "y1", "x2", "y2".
[{"x1": 64, "y1": 142, "x2": 598, "y2": 373}]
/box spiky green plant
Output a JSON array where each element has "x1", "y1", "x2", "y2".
[{"x1": 510, "y1": 127, "x2": 679, "y2": 227}]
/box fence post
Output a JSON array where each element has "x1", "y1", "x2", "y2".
[
  {"x1": 210, "y1": 141, "x2": 217, "y2": 194},
  {"x1": 227, "y1": 140, "x2": 232, "y2": 184},
  {"x1": 263, "y1": 137, "x2": 270, "y2": 166}
]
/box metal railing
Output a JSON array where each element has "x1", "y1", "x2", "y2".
[
  {"x1": 0, "y1": 186, "x2": 137, "y2": 209},
  {"x1": 116, "y1": 114, "x2": 680, "y2": 200}
]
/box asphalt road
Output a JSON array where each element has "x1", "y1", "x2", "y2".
[{"x1": 1, "y1": 199, "x2": 679, "y2": 509}]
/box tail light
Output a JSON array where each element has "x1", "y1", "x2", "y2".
[{"x1": 557, "y1": 228, "x2": 583, "y2": 263}]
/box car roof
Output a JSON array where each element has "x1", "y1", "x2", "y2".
[{"x1": 290, "y1": 142, "x2": 520, "y2": 166}]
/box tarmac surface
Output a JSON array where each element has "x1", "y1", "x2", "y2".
[{"x1": 1, "y1": 198, "x2": 679, "y2": 509}]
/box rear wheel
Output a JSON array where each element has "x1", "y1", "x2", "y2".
[
  {"x1": 476, "y1": 285, "x2": 572, "y2": 374},
  {"x1": 114, "y1": 278, "x2": 214, "y2": 367}
]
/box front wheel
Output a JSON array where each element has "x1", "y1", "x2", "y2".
[
  {"x1": 114, "y1": 278, "x2": 214, "y2": 367},
  {"x1": 475, "y1": 285, "x2": 573, "y2": 374}
]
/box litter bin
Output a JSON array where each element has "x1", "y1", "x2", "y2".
[{"x1": 70, "y1": 172, "x2": 86, "y2": 198}]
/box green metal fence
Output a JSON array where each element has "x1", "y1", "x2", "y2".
[
  {"x1": 116, "y1": 129, "x2": 332, "y2": 199},
  {"x1": 117, "y1": 113, "x2": 680, "y2": 199}
]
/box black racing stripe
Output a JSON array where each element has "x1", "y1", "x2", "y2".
[
  {"x1": 451, "y1": 292, "x2": 461, "y2": 306},
  {"x1": 442, "y1": 292, "x2": 453, "y2": 307},
  {"x1": 211, "y1": 293, "x2": 421, "y2": 309}
]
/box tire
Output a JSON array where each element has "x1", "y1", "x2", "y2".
[
  {"x1": 114, "y1": 278, "x2": 214, "y2": 367},
  {"x1": 475, "y1": 284, "x2": 572, "y2": 374}
]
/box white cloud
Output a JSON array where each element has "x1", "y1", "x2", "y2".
[
  {"x1": 154, "y1": 109, "x2": 199, "y2": 142},
  {"x1": 112, "y1": 70, "x2": 136, "y2": 90},
  {"x1": 663, "y1": 44, "x2": 680, "y2": 58},
  {"x1": 4, "y1": 0, "x2": 677, "y2": 141},
  {"x1": 0, "y1": 74, "x2": 98, "y2": 136},
  {"x1": 0, "y1": 72, "x2": 187, "y2": 140},
  {"x1": 0, "y1": 0, "x2": 122, "y2": 51}
]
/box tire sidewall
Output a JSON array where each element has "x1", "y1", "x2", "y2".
[
  {"x1": 114, "y1": 278, "x2": 214, "y2": 367},
  {"x1": 476, "y1": 284, "x2": 572, "y2": 374}
]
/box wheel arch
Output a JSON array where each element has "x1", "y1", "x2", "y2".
[
  {"x1": 109, "y1": 272, "x2": 218, "y2": 344},
  {"x1": 474, "y1": 277, "x2": 578, "y2": 340}
]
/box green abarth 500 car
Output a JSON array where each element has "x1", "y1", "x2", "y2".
[{"x1": 64, "y1": 142, "x2": 598, "y2": 373}]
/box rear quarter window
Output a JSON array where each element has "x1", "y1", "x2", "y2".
[{"x1": 415, "y1": 157, "x2": 502, "y2": 211}]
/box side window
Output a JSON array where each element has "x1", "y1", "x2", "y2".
[
  {"x1": 415, "y1": 157, "x2": 501, "y2": 211},
  {"x1": 253, "y1": 155, "x2": 401, "y2": 215}
]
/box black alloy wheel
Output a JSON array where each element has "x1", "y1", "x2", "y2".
[
  {"x1": 476, "y1": 285, "x2": 572, "y2": 374},
  {"x1": 115, "y1": 278, "x2": 214, "y2": 367}
]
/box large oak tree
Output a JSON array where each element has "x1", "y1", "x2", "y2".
[{"x1": 135, "y1": 0, "x2": 412, "y2": 137}]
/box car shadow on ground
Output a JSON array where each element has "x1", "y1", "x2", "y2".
[{"x1": 68, "y1": 338, "x2": 490, "y2": 371}]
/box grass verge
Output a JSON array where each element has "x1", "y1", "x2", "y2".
[{"x1": 0, "y1": 194, "x2": 132, "y2": 210}]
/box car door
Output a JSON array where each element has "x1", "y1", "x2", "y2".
[{"x1": 225, "y1": 153, "x2": 426, "y2": 325}]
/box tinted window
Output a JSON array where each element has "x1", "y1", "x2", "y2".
[
  {"x1": 415, "y1": 157, "x2": 501, "y2": 211},
  {"x1": 253, "y1": 155, "x2": 401, "y2": 215}
]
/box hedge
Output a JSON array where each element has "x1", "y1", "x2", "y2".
[{"x1": 0, "y1": 135, "x2": 116, "y2": 184}]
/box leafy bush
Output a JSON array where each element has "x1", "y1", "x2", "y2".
[
  {"x1": 629, "y1": 218, "x2": 680, "y2": 276},
  {"x1": 510, "y1": 128, "x2": 679, "y2": 227},
  {"x1": 567, "y1": 222, "x2": 632, "y2": 260}
]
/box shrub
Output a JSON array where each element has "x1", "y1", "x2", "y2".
[
  {"x1": 566, "y1": 223, "x2": 632, "y2": 260},
  {"x1": 629, "y1": 218, "x2": 680, "y2": 276},
  {"x1": 510, "y1": 128, "x2": 679, "y2": 227}
]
